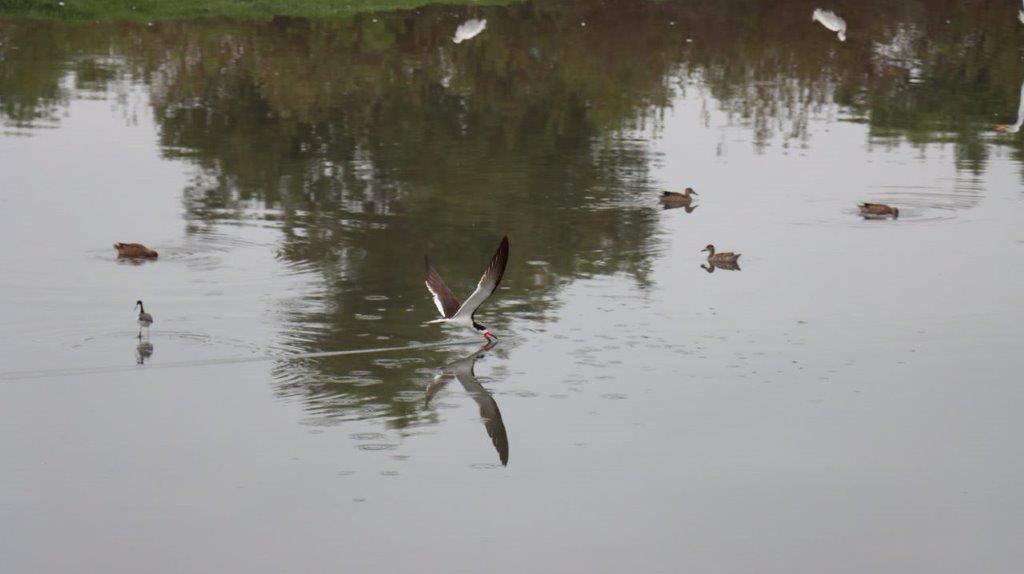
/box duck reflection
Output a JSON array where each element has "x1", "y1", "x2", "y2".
[
  {"x1": 136, "y1": 340, "x2": 154, "y2": 364},
  {"x1": 661, "y1": 203, "x2": 698, "y2": 213},
  {"x1": 425, "y1": 343, "x2": 509, "y2": 466},
  {"x1": 701, "y1": 260, "x2": 741, "y2": 273}
]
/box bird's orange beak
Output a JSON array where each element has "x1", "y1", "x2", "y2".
[{"x1": 484, "y1": 331, "x2": 496, "y2": 340}]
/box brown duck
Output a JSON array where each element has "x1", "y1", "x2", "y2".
[
  {"x1": 858, "y1": 203, "x2": 899, "y2": 219},
  {"x1": 659, "y1": 187, "x2": 698, "y2": 207},
  {"x1": 114, "y1": 243, "x2": 158, "y2": 258},
  {"x1": 701, "y1": 244, "x2": 740, "y2": 264}
]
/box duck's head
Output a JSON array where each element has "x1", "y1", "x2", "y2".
[
  {"x1": 892, "y1": 208, "x2": 900, "y2": 219},
  {"x1": 684, "y1": 187, "x2": 697, "y2": 197},
  {"x1": 701, "y1": 244, "x2": 715, "y2": 254}
]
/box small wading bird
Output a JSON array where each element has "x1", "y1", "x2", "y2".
[
  {"x1": 702, "y1": 244, "x2": 741, "y2": 264},
  {"x1": 114, "y1": 242, "x2": 158, "y2": 258},
  {"x1": 659, "y1": 187, "x2": 698, "y2": 209},
  {"x1": 859, "y1": 203, "x2": 899, "y2": 219},
  {"x1": 135, "y1": 300, "x2": 153, "y2": 339},
  {"x1": 425, "y1": 236, "x2": 509, "y2": 342}
]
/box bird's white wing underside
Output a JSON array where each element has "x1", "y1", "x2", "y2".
[{"x1": 426, "y1": 282, "x2": 447, "y2": 317}]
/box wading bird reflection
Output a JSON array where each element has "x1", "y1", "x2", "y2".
[
  {"x1": 425, "y1": 342, "x2": 509, "y2": 466},
  {"x1": 136, "y1": 340, "x2": 154, "y2": 364}
]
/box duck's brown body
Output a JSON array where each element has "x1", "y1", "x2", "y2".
[
  {"x1": 701, "y1": 244, "x2": 740, "y2": 264},
  {"x1": 114, "y1": 243, "x2": 158, "y2": 258},
  {"x1": 858, "y1": 203, "x2": 899, "y2": 219},
  {"x1": 660, "y1": 187, "x2": 698, "y2": 206}
]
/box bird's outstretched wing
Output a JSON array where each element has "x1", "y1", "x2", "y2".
[
  {"x1": 425, "y1": 257, "x2": 462, "y2": 318},
  {"x1": 452, "y1": 236, "x2": 509, "y2": 320}
]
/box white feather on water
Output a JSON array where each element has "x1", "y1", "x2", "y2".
[
  {"x1": 453, "y1": 19, "x2": 487, "y2": 44},
  {"x1": 812, "y1": 8, "x2": 847, "y2": 42}
]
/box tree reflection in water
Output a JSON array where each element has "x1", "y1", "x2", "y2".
[{"x1": 2, "y1": 0, "x2": 1023, "y2": 426}]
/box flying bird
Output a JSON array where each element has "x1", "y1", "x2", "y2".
[
  {"x1": 425, "y1": 236, "x2": 509, "y2": 342},
  {"x1": 812, "y1": 8, "x2": 847, "y2": 41},
  {"x1": 453, "y1": 18, "x2": 487, "y2": 44}
]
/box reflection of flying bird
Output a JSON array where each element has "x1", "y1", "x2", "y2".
[
  {"x1": 134, "y1": 300, "x2": 153, "y2": 339},
  {"x1": 812, "y1": 8, "x2": 847, "y2": 41},
  {"x1": 453, "y1": 18, "x2": 487, "y2": 44},
  {"x1": 996, "y1": 78, "x2": 1024, "y2": 133},
  {"x1": 425, "y1": 236, "x2": 509, "y2": 342},
  {"x1": 425, "y1": 343, "x2": 509, "y2": 466}
]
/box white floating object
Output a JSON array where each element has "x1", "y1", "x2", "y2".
[
  {"x1": 452, "y1": 18, "x2": 486, "y2": 44},
  {"x1": 812, "y1": 8, "x2": 847, "y2": 41}
]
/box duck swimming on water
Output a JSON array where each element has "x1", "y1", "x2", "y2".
[
  {"x1": 659, "y1": 187, "x2": 698, "y2": 208},
  {"x1": 858, "y1": 203, "x2": 899, "y2": 219},
  {"x1": 701, "y1": 244, "x2": 741, "y2": 264},
  {"x1": 115, "y1": 243, "x2": 158, "y2": 259}
]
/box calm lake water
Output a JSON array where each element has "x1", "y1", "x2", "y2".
[{"x1": 2, "y1": 1, "x2": 1024, "y2": 571}]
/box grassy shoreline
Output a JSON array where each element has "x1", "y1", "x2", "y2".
[{"x1": 0, "y1": 0, "x2": 505, "y2": 21}]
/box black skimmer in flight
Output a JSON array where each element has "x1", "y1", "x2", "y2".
[
  {"x1": 425, "y1": 342, "x2": 508, "y2": 466},
  {"x1": 425, "y1": 235, "x2": 509, "y2": 342}
]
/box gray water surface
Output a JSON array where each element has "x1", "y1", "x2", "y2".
[{"x1": 2, "y1": 2, "x2": 1023, "y2": 572}]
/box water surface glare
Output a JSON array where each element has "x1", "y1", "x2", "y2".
[{"x1": 1, "y1": 1, "x2": 1023, "y2": 572}]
